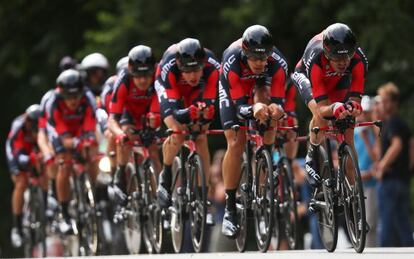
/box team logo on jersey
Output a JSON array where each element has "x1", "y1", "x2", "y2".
[
  {"x1": 325, "y1": 71, "x2": 350, "y2": 77},
  {"x1": 208, "y1": 57, "x2": 221, "y2": 70},
  {"x1": 271, "y1": 52, "x2": 288, "y2": 75},
  {"x1": 222, "y1": 54, "x2": 236, "y2": 79},
  {"x1": 218, "y1": 82, "x2": 230, "y2": 108},
  {"x1": 161, "y1": 59, "x2": 176, "y2": 81}
]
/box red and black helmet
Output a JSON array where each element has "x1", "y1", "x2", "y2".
[
  {"x1": 128, "y1": 45, "x2": 156, "y2": 76},
  {"x1": 323, "y1": 23, "x2": 357, "y2": 60},
  {"x1": 242, "y1": 25, "x2": 273, "y2": 60},
  {"x1": 175, "y1": 38, "x2": 206, "y2": 72}
]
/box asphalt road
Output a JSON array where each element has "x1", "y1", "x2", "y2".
[{"x1": 59, "y1": 248, "x2": 414, "y2": 259}]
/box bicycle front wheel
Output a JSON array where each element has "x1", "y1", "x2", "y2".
[
  {"x1": 188, "y1": 153, "x2": 207, "y2": 253},
  {"x1": 236, "y1": 152, "x2": 250, "y2": 252},
  {"x1": 253, "y1": 149, "x2": 274, "y2": 252},
  {"x1": 341, "y1": 144, "x2": 366, "y2": 253},
  {"x1": 123, "y1": 162, "x2": 143, "y2": 254},
  {"x1": 315, "y1": 145, "x2": 338, "y2": 252},
  {"x1": 78, "y1": 173, "x2": 98, "y2": 256},
  {"x1": 171, "y1": 156, "x2": 185, "y2": 253}
]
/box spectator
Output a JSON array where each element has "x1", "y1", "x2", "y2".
[
  {"x1": 375, "y1": 82, "x2": 414, "y2": 247},
  {"x1": 354, "y1": 95, "x2": 378, "y2": 247}
]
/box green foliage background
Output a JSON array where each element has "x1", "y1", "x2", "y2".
[{"x1": 0, "y1": 0, "x2": 413, "y2": 255}]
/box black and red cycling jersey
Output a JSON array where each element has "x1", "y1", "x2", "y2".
[
  {"x1": 5, "y1": 115, "x2": 38, "y2": 174},
  {"x1": 220, "y1": 39, "x2": 288, "y2": 106},
  {"x1": 294, "y1": 32, "x2": 368, "y2": 103},
  {"x1": 46, "y1": 90, "x2": 96, "y2": 138},
  {"x1": 101, "y1": 75, "x2": 118, "y2": 113},
  {"x1": 38, "y1": 89, "x2": 56, "y2": 131},
  {"x1": 100, "y1": 68, "x2": 129, "y2": 112},
  {"x1": 154, "y1": 44, "x2": 220, "y2": 118},
  {"x1": 218, "y1": 39, "x2": 288, "y2": 129},
  {"x1": 284, "y1": 79, "x2": 297, "y2": 117},
  {"x1": 110, "y1": 70, "x2": 159, "y2": 128}
]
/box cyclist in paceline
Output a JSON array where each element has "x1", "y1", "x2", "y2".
[
  {"x1": 291, "y1": 23, "x2": 368, "y2": 188},
  {"x1": 219, "y1": 25, "x2": 288, "y2": 238},
  {"x1": 6, "y1": 105, "x2": 43, "y2": 247},
  {"x1": 108, "y1": 45, "x2": 161, "y2": 203},
  {"x1": 46, "y1": 69, "x2": 99, "y2": 234},
  {"x1": 155, "y1": 38, "x2": 219, "y2": 217}
]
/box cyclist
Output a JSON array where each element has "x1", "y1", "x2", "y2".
[
  {"x1": 98, "y1": 56, "x2": 128, "y2": 174},
  {"x1": 37, "y1": 56, "x2": 78, "y2": 210},
  {"x1": 155, "y1": 38, "x2": 219, "y2": 215},
  {"x1": 219, "y1": 25, "x2": 287, "y2": 238},
  {"x1": 81, "y1": 52, "x2": 110, "y2": 96},
  {"x1": 46, "y1": 69, "x2": 99, "y2": 234},
  {"x1": 291, "y1": 23, "x2": 368, "y2": 188},
  {"x1": 6, "y1": 104, "x2": 43, "y2": 247},
  {"x1": 108, "y1": 46, "x2": 161, "y2": 203}
]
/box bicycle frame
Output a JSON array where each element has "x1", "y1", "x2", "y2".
[
  {"x1": 312, "y1": 119, "x2": 382, "y2": 188},
  {"x1": 168, "y1": 126, "x2": 223, "y2": 190}
]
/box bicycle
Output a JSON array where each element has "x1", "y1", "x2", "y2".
[
  {"x1": 309, "y1": 116, "x2": 381, "y2": 253},
  {"x1": 119, "y1": 128, "x2": 161, "y2": 254},
  {"x1": 21, "y1": 160, "x2": 47, "y2": 257},
  {"x1": 58, "y1": 145, "x2": 98, "y2": 256},
  {"x1": 234, "y1": 120, "x2": 275, "y2": 253},
  {"x1": 166, "y1": 124, "x2": 221, "y2": 253}
]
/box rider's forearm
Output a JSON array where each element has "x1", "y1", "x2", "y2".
[
  {"x1": 37, "y1": 130, "x2": 51, "y2": 154},
  {"x1": 108, "y1": 115, "x2": 124, "y2": 137},
  {"x1": 318, "y1": 104, "x2": 334, "y2": 118}
]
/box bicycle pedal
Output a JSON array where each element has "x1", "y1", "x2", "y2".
[
  {"x1": 168, "y1": 206, "x2": 178, "y2": 215},
  {"x1": 236, "y1": 203, "x2": 244, "y2": 210},
  {"x1": 241, "y1": 183, "x2": 250, "y2": 193},
  {"x1": 308, "y1": 200, "x2": 318, "y2": 213},
  {"x1": 177, "y1": 187, "x2": 185, "y2": 196}
]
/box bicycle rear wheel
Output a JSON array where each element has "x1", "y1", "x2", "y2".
[
  {"x1": 170, "y1": 156, "x2": 185, "y2": 253},
  {"x1": 315, "y1": 145, "x2": 338, "y2": 252},
  {"x1": 341, "y1": 144, "x2": 366, "y2": 253},
  {"x1": 278, "y1": 157, "x2": 298, "y2": 249},
  {"x1": 254, "y1": 149, "x2": 274, "y2": 252},
  {"x1": 123, "y1": 162, "x2": 143, "y2": 254},
  {"x1": 188, "y1": 153, "x2": 207, "y2": 253},
  {"x1": 78, "y1": 173, "x2": 98, "y2": 256}
]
